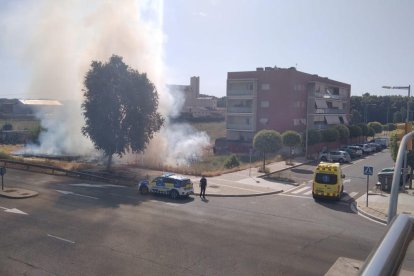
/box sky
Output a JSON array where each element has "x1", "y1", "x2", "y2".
[{"x1": 1, "y1": 0, "x2": 414, "y2": 99}]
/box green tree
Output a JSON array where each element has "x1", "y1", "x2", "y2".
[
  {"x1": 393, "y1": 111, "x2": 403, "y2": 123},
  {"x1": 387, "y1": 123, "x2": 396, "y2": 131},
  {"x1": 282, "y1": 130, "x2": 301, "y2": 162},
  {"x1": 367, "y1": 126, "x2": 375, "y2": 138},
  {"x1": 305, "y1": 129, "x2": 321, "y2": 146},
  {"x1": 82, "y1": 55, "x2": 164, "y2": 170},
  {"x1": 349, "y1": 125, "x2": 362, "y2": 139},
  {"x1": 358, "y1": 123, "x2": 369, "y2": 138},
  {"x1": 321, "y1": 128, "x2": 339, "y2": 143},
  {"x1": 367, "y1": 121, "x2": 383, "y2": 134},
  {"x1": 253, "y1": 129, "x2": 282, "y2": 171},
  {"x1": 335, "y1": 124, "x2": 350, "y2": 141}
]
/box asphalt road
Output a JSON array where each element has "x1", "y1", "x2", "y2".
[
  {"x1": 0, "y1": 162, "x2": 389, "y2": 275},
  {"x1": 281, "y1": 149, "x2": 395, "y2": 201}
]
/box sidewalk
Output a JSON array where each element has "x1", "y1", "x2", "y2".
[
  {"x1": 191, "y1": 156, "x2": 310, "y2": 197},
  {"x1": 356, "y1": 189, "x2": 414, "y2": 224}
]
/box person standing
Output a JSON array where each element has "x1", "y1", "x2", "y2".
[{"x1": 199, "y1": 175, "x2": 207, "y2": 199}]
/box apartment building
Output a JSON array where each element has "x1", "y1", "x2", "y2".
[
  {"x1": 168, "y1": 76, "x2": 225, "y2": 119},
  {"x1": 226, "y1": 67, "x2": 351, "y2": 148}
]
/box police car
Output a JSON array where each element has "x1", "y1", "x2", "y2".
[{"x1": 138, "y1": 173, "x2": 194, "y2": 199}]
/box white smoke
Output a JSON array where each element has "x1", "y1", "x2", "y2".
[{"x1": 1, "y1": 0, "x2": 210, "y2": 165}]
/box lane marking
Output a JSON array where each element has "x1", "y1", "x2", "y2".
[
  {"x1": 278, "y1": 193, "x2": 313, "y2": 200},
  {"x1": 291, "y1": 186, "x2": 311, "y2": 194},
  {"x1": 55, "y1": 190, "x2": 99, "y2": 200},
  {"x1": 70, "y1": 184, "x2": 125, "y2": 188},
  {"x1": 0, "y1": 206, "x2": 28, "y2": 215},
  {"x1": 349, "y1": 192, "x2": 358, "y2": 198},
  {"x1": 47, "y1": 234, "x2": 75, "y2": 244},
  {"x1": 304, "y1": 190, "x2": 312, "y2": 195}
]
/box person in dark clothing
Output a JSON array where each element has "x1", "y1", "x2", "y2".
[{"x1": 199, "y1": 176, "x2": 207, "y2": 198}]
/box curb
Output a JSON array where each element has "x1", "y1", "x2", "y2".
[
  {"x1": 355, "y1": 203, "x2": 387, "y2": 224},
  {"x1": 194, "y1": 189, "x2": 284, "y2": 198},
  {"x1": 0, "y1": 188, "x2": 39, "y2": 199}
]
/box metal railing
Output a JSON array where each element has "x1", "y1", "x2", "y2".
[
  {"x1": 359, "y1": 131, "x2": 414, "y2": 275},
  {"x1": 0, "y1": 159, "x2": 118, "y2": 184}
]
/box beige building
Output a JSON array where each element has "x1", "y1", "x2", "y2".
[{"x1": 168, "y1": 77, "x2": 224, "y2": 119}]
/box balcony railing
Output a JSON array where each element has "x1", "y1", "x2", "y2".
[
  {"x1": 314, "y1": 108, "x2": 346, "y2": 114},
  {"x1": 228, "y1": 90, "x2": 254, "y2": 97},
  {"x1": 227, "y1": 107, "x2": 253, "y2": 113},
  {"x1": 314, "y1": 92, "x2": 347, "y2": 100},
  {"x1": 227, "y1": 123, "x2": 254, "y2": 131}
]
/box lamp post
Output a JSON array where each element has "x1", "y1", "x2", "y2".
[
  {"x1": 382, "y1": 85, "x2": 411, "y2": 191},
  {"x1": 382, "y1": 85, "x2": 411, "y2": 123}
]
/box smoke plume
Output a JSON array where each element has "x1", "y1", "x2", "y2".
[{"x1": 1, "y1": 0, "x2": 210, "y2": 165}]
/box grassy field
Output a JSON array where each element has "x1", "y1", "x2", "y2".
[
  {"x1": 189, "y1": 120, "x2": 226, "y2": 143},
  {"x1": 0, "y1": 120, "x2": 282, "y2": 177}
]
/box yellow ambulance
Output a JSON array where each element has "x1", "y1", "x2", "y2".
[{"x1": 312, "y1": 162, "x2": 345, "y2": 200}]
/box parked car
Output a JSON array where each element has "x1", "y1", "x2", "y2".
[
  {"x1": 368, "y1": 141, "x2": 386, "y2": 150},
  {"x1": 340, "y1": 145, "x2": 363, "y2": 158},
  {"x1": 356, "y1": 144, "x2": 374, "y2": 154},
  {"x1": 319, "y1": 150, "x2": 351, "y2": 163},
  {"x1": 138, "y1": 173, "x2": 194, "y2": 199}
]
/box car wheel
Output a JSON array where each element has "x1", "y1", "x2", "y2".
[
  {"x1": 140, "y1": 185, "x2": 149, "y2": 195},
  {"x1": 339, "y1": 158, "x2": 345, "y2": 163},
  {"x1": 170, "y1": 189, "x2": 179, "y2": 200}
]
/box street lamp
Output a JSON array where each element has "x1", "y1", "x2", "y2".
[
  {"x1": 382, "y1": 85, "x2": 411, "y2": 191},
  {"x1": 382, "y1": 85, "x2": 411, "y2": 123}
]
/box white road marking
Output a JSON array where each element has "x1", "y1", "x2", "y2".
[
  {"x1": 0, "y1": 206, "x2": 28, "y2": 215},
  {"x1": 304, "y1": 190, "x2": 313, "y2": 195},
  {"x1": 47, "y1": 234, "x2": 75, "y2": 244},
  {"x1": 349, "y1": 192, "x2": 358, "y2": 198},
  {"x1": 278, "y1": 193, "x2": 314, "y2": 200},
  {"x1": 55, "y1": 190, "x2": 99, "y2": 200},
  {"x1": 70, "y1": 184, "x2": 125, "y2": 188},
  {"x1": 291, "y1": 186, "x2": 311, "y2": 194},
  {"x1": 343, "y1": 179, "x2": 351, "y2": 184}
]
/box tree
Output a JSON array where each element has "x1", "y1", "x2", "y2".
[
  {"x1": 335, "y1": 124, "x2": 350, "y2": 142},
  {"x1": 321, "y1": 128, "x2": 339, "y2": 143},
  {"x1": 82, "y1": 55, "x2": 164, "y2": 170},
  {"x1": 282, "y1": 130, "x2": 301, "y2": 162},
  {"x1": 349, "y1": 125, "x2": 362, "y2": 139},
  {"x1": 367, "y1": 126, "x2": 375, "y2": 138},
  {"x1": 358, "y1": 123, "x2": 369, "y2": 139},
  {"x1": 253, "y1": 129, "x2": 282, "y2": 171},
  {"x1": 306, "y1": 129, "x2": 322, "y2": 146},
  {"x1": 367, "y1": 121, "x2": 383, "y2": 134}
]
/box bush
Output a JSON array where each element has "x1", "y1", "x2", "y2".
[{"x1": 224, "y1": 154, "x2": 240, "y2": 169}]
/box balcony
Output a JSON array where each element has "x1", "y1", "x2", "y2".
[
  {"x1": 314, "y1": 92, "x2": 347, "y2": 100},
  {"x1": 314, "y1": 108, "x2": 347, "y2": 114},
  {"x1": 227, "y1": 106, "x2": 253, "y2": 113},
  {"x1": 228, "y1": 90, "x2": 255, "y2": 97},
  {"x1": 227, "y1": 123, "x2": 254, "y2": 131}
]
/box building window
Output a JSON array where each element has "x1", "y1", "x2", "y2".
[
  {"x1": 260, "y1": 100, "x2": 270, "y2": 108},
  {"x1": 261, "y1": 83, "x2": 270, "y2": 90},
  {"x1": 259, "y1": 118, "x2": 269, "y2": 125}
]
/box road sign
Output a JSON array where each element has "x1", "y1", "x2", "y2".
[{"x1": 364, "y1": 166, "x2": 373, "y2": 176}]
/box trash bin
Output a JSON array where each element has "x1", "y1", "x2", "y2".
[{"x1": 377, "y1": 172, "x2": 393, "y2": 192}]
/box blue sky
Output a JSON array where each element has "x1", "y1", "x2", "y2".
[
  {"x1": 163, "y1": 0, "x2": 414, "y2": 97},
  {"x1": 1, "y1": 0, "x2": 414, "y2": 99}
]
